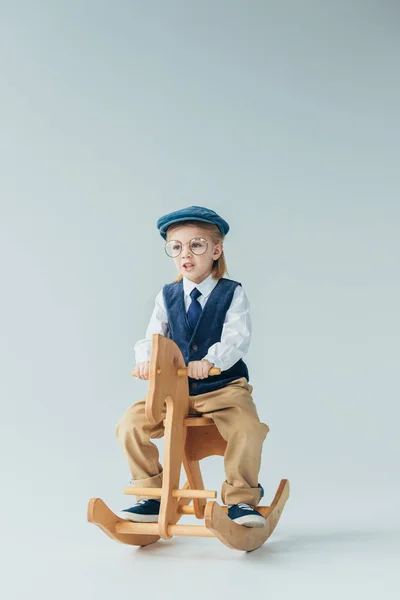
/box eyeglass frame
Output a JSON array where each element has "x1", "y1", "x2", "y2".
[{"x1": 164, "y1": 236, "x2": 209, "y2": 258}]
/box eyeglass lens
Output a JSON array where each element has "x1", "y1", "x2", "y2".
[{"x1": 165, "y1": 237, "x2": 208, "y2": 258}]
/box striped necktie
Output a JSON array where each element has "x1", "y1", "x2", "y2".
[{"x1": 187, "y1": 287, "x2": 202, "y2": 331}]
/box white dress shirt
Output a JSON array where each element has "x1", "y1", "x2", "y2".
[{"x1": 134, "y1": 273, "x2": 251, "y2": 371}]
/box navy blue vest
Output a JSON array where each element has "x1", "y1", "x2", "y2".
[{"x1": 162, "y1": 277, "x2": 249, "y2": 396}]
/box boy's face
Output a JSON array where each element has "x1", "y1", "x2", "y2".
[{"x1": 166, "y1": 224, "x2": 223, "y2": 284}]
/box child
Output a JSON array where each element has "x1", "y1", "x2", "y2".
[{"x1": 116, "y1": 206, "x2": 270, "y2": 527}]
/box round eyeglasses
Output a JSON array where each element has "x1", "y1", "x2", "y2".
[{"x1": 164, "y1": 237, "x2": 208, "y2": 258}]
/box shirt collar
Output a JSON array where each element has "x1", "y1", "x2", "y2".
[{"x1": 183, "y1": 273, "x2": 219, "y2": 299}]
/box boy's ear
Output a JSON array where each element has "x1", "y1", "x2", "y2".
[{"x1": 213, "y1": 242, "x2": 223, "y2": 258}]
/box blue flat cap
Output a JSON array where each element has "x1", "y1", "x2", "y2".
[{"x1": 157, "y1": 205, "x2": 230, "y2": 240}]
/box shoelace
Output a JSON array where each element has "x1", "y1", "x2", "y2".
[
  {"x1": 134, "y1": 499, "x2": 160, "y2": 507},
  {"x1": 228, "y1": 503, "x2": 255, "y2": 510}
]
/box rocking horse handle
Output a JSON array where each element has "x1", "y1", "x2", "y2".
[
  {"x1": 177, "y1": 367, "x2": 221, "y2": 376},
  {"x1": 131, "y1": 366, "x2": 221, "y2": 377}
]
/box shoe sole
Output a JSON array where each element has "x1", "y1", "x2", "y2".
[
  {"x1": 231, "y1": 515, "x2": 266, "y2": 528},
  {"x1": 118, "y1": 511, "x2": 159, "y2": 523}
]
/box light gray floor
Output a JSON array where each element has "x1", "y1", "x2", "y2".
[
  {"x1": 4, "y1": 524, "x2": 400, "y2": 599},
  {"x1": 3, "y1": 482, "x2": 400, "y2": 600}
]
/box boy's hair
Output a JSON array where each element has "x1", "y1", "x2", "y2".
[{"x1": 166, "y1": 220, "x2": 229, "y2": 282}]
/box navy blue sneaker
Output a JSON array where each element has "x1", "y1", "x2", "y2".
[
  {"x1": 227, "y1": 503, "x2": 266, "y2": 527},
  {"x1": 118, "y1": 499, "x2": 161, "y2": 522},
  {"x1": 227, "y1": 484, "x2": 266, "y2": 528}
]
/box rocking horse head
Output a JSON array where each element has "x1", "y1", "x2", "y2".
[{"x1": 145, "y1": 334, "x2": 190, "y2": 425}]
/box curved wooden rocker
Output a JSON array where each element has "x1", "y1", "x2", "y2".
[{"x1": 88, "y1": 334, "x2": 290, "y2": 552}]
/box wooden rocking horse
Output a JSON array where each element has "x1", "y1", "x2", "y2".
[{"x1": 87, "y1": 334, "x2": 290, "y2": 552}]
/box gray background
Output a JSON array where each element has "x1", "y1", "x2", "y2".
[{"x1": 1, "y1": 1, "x2": 399, "y2": 598}]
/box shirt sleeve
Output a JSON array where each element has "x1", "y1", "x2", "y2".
[
  {"x1": 202, "y1": 285, "x2": 252, "y2": 371},
  {"x1": 134, "y1": 289, "x2": 169, "y2": 364}
]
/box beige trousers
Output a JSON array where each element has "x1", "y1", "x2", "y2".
[{"x1": 115, "y1": 377, "x2": 270, "y2": 506}]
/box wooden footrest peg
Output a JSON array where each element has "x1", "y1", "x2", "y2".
[
  {"x1": 178, "y1": 504, "x2": 271, "y2": 516},
  {"x1": 123, "y1": 487, "x2": 217, "y2": 499}
]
